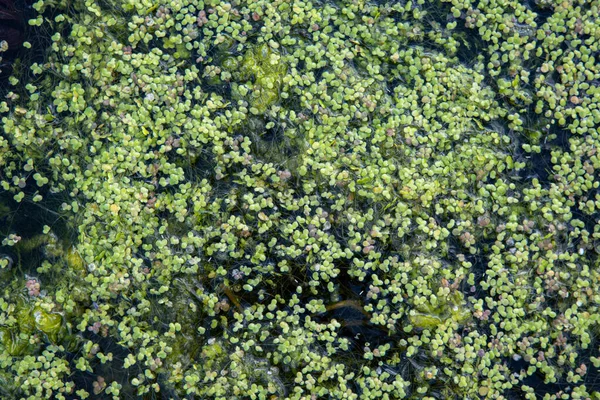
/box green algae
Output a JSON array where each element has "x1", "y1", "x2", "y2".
[
  {"x1": 32, "y1": 307, "x2": 64, "y2": 339},
  {"x1": 213, "y1": 42, "x2": 288, "y2": 114},
  {"x1": 0, "y1": 327, "x2": 32, "y2": 357},
  {"x1": 0, "y1": 299, "x2": 67, "y2": 357},
  {"x1": 410, "y1": 291, "x2": 471, "y2": 329}
]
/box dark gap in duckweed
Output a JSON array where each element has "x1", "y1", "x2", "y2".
[
  {"x1": 319, "y1": 261, "x2": 404, "y2": 348},
  {"x1": 480, "y1": 110, "x2": 567, "y2": 189},
  {"x1": 0, "y1": 194, "x2": 45, "y2": 239},
  {"x1": 311, "y1": 66, "x2": 326, "y2": 83},
  {"x1": 452, "y1": 26, "x2": 488, "y2": 71},
  {"x1": 200, "y1": 80, "x2": 232, "y2": 102},
  {"x1": 0, "y1": 0, "x2": 75, "y2": 278},
  {"x1": 247, "y1": 130, "x2": 305, "y2": 173},
  {"x1": 221, "y1": 257, "x2": 305, "y2": 309},
  {"x1": 517, "y1": 139, "x2": 553, "y2": 184},
  {"x1": 338, "y1": 320, "x2": 398, "y2": 351},
  {"x1": 419, "y1": 0, "x2": 493, "y2": 68},
  {"x1": 186, "y1": 145, "x2": 218, "y2": 181},
  {"x1": 456, "y1": 239, "x2": 494, "y2": 302},
  {"x1": 0, "y1": 17, "x2": 23, "y2": 77},
  {"x1": 261, "y1": 118, "x2": 290, "y2": 144},
  {"x1": 570, "y1": 207, "x2": 599, "y2": 241},
  {"x1": 1, "y1": 0, "x2": 68, "y2": 92},
  {"x1": 524, "y1": 0, "x2": 554, "y2": 26},
  {"x1": 575, "y1": 336, "x2": 600, "y2": 393},
  {"x1": 295, "y1": 58, "x2": 306, "y2": 72},
  {"x1": 396, "y1": 351, "x2": 456, "y2": 398},
  {"x1": 67, "y1": 334, "x2": 144, "y2": 400},
  {"x1": 505, "y1": 355, "x2": 574, "y2": 398},
  {"x1": 0, "y1": 0, "x2": 25, "y2": 84},
  {"x1": 502, "y1": 388, "x2": 535, "y2": 400},
  {"x1": 0, "y1": 192, "x2": 75, "y2": 266},
  {"x1": 585, "y1": 361, "x2": 600, "y2": 393}
]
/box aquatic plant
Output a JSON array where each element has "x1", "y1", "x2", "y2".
[{"x1": 1, "y1": 0, "x2": 600, "y2": 398}]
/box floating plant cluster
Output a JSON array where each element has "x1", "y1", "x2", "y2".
[{"x1": 1, "y1": 0, "x2": 600, "y2": 399}]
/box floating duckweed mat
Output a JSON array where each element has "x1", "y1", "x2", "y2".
[{"x1": 1, "y1": 0, "x2": 600, "y2": 398}]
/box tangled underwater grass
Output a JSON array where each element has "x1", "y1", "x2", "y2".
[{"x1": 1, "y1": 0, "x2": 600, "y2": 398}]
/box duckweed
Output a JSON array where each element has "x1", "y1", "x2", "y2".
[{"x1": 1, "y1": 0, "x2": 600, "y2": 399}]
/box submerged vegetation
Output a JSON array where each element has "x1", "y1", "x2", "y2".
[{"x1": 1, "y1": 0, "x2": 600, "y2": 398}]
